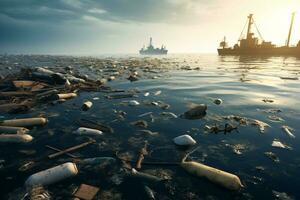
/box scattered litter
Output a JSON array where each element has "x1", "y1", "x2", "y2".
[
  {"x1": 154, "y1": 90, "x2": 162, "y2": 96},
  {"x1": 282, "y1": 126, "x2": 295, "y2": 138},
  {"x1": 271, "y1": 139, "x2": 292, "y2": 150},
  {"x1": 131, "y1": 120, "x2": 148, "y2": 128},
  {"x1": 213, "y1": 98, "x2": 223, "y2": 105},
  {"x1": 160, "y1": 112, "x2": 178, "y2": 118},
  {"x1": 262, "y1": 98, "x2": 274, "y2": 103},
  {"x1": 74, "y1": 184, "x2": 100, "y2": 200},
  {"x1": 129, "y1": 100, "x2": 140, "y2": 106},
  {"x1": 0, "y1": 134, "x2": 33, "y2": 143},
  {"x1": 268, "y1": 115, "x2": 284, "y2": 122},
  {"x1": 25, "y1": 162, "x2": 78, "y2": 187},
  {"x1": 82, "y1": 101, "x2": 93, "y2": 111},
  {"x1": 273, "y1": 190, "x2": 294, "y2": 200},
  {"x1": 75, "y1": 127, "x2": 103, "y2": 136},
  {"x1": 144, "y1": 92, "x2": 150, "y2": 96},
  {"x1": 0, "y1": 117, "x2": 47, "y2": 127},
  {"x1": 264, "y1": 152, "x2": 280, "y2": 163}
]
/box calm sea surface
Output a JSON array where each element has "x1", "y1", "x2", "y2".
[{"x1": 0, "y1": 54, "x2": 300, "y2": 199}]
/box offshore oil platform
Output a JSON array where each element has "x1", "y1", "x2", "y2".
[
  {"x1": 218, "y1": 13, "x2": 300, "y2": 56},
  {"x1": 139, "y1": 37, "x2": 168, "y2": 55}
]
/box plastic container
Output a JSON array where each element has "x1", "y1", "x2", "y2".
[
  {"x1": 75, "y1": 127, "x2": 103, "y2": 136},
  {"x1": 0, "y1": 126, "x2": 29, "y2": 134},
  {"x1": 25, "y1": 162, "x2": 78, "y2": 187},
  {"x1": 82, "y1": 101, "x2": 93, "y2": 111},
  {"x1": 0, "y1": 134, "x2": 33, "y2": 143},
  {"x1": 0, "y1": 118, "x2": 47, "y2": 127}
]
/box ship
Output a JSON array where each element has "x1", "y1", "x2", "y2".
[
  {"x1": 139, "y1": 37, "x2": 168, "y2": 55},
  {"x1": 218, "y1": 13, "x2": 300, "y2": 57}
]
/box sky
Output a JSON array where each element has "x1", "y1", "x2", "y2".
[{"x1": 0, "y1": 0, "x2": 300, "y2": 54}]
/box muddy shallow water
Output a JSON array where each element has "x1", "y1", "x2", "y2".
[{"x1": 0, "y1": 54, "x2": 300, "y2": 199}]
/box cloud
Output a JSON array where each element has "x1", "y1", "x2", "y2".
[{"x1": 0, "y1": 0, "x2": 217, "y2": 24}]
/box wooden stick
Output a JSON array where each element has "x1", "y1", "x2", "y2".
[
  {"x1": 48, "y1": 140, "x2": 95, "y2": 159},
  {"x1": 45, "y1": 145, "x2": 78, "y2": 158},
  {"x1": 135, "y1": 141, "x2": 148, "y2": 169}
]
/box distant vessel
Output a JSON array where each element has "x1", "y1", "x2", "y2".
[
  {"x1": 218, "y1": 13, "x2": 300, "y2": 57},
  {"x1": 140, "y1": 37, "x2": 168, "y2": 55}
]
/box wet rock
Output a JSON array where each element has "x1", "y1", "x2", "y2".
[
  {"x1": 131, "y1": 120, "x2": 148, "y2": 128},
  {"x1": 182, "y1": 104, "x2": 207, "y2": 119},
  {"x1": 128, "y1": 75, "x2": 139, "y2": 82},
  {"x1": 173, "y1": 134, "x2": 196, "y2": 146}
]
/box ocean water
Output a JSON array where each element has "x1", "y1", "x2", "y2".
[{"x1": 0, "y1": 54, "x2": 300, "y2": 199}]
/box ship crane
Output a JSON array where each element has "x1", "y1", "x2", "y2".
[{"x1": 286, "y1": 12, "x2": 296, "y2": 47}]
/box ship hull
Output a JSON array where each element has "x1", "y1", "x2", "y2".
[
  {"x1": 218, "y1": 47, "x2": 300, "y2": 57},
  {"x1": 139, "y1": 50, "x2": 168, "y2": 55}
]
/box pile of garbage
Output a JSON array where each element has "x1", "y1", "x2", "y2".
[{"x1": 0, "y1": 67, "x2": 110, "y2": 114}]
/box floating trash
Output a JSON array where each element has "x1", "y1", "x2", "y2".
[
  {"x1": 129, "y1": 100, "x2": 140, "y2": 106},
  {"x1": 271, "y1": 139, "x2": 292, "y2": 150},
  {"x1": 213, "y1": 98, "x2": 223, "y2": 105},
  {"x1": 282, "y1": 126, "x2": 295, "y2": 138},
  {"x1": 75, "y1": 127, "x2": 103, "y2": 136},
  {"x1": 25, "y1": 162, "x2": 78, "y2": 187},
  {"x1": 264, "y1": 152, "x2": 280, "y2": 163}
]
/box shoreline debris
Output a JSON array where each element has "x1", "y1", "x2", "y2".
[
  {"x1": 173, "y1": 135, "x2": 196, "y2": 146},
  {"x1": 282, "y1": 126, "x2": 295, "y2": 138}
]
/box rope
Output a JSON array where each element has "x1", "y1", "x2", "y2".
[{"x1": 254, "y1": 21, "x2": 264, "y2": 41}]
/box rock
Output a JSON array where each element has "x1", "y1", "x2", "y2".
[
  {"x1": 173, "y1": 134, "x2": 196, "y2": 146},
  {"x1": 182, "y1": 104, "x2": 207, "y2": 119},
  {"x1": 129, "y1": 100, "x2": 140, "y2": 106}
]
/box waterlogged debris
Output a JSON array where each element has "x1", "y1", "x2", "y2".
[
  {"x1": 131, "y1": 168, "x2": 164, "y2": 183},
  {"x1": 262, "y1": 98, "x2": 274, "y2": 103},
  {"x1": 273, "y1": 190, "x2": 294, "y2": 200},
  {"x1": 79, "y1": 157, "x2": 116, "y2": 165},
  {"x1": 204, "y1": 123, "x2": 238, "y2": 134},
  {"x1": 160, "y1": 112, "x2": 178, "y2": 118},
  {"x1": 106, "y1": 93, "x2": 135, "y2": 99},
  {"x1": 48, "y1": 140, "x2": 95, "y2": 159},
  {"x1": 144, "y1": 92, "x2": 150, "y2": 97},
  {"x1": 29, "y1": 185, "x2": 51, "y2": 200},
  {"x1": 151, "y1": 101, "x2": 159, "y2": 106},
  {"x1": 182, "y1": 104, "x2": 207, "y2": 119},
  {"x1": 282, "y1": 126, "x2": 295, "y2": 138},
  {"x1": 271, "y1": 139, "x2": 292, "y2": 150},
  {"x1": 280, "y1": 76, "x2": 299, "y2": 80},
  {"x1": 157, "y1": 101, "x2": 170, "y2": 110},
  {"x1": 129, "y1": 100, "x2": 140, "y2": 106},
  {"x1": 74, "y1": 184, "x2": 100, "y2": 200},
  {"x1": 131, "y1": 120, "x2": 148, "y2": 128},
  {"x1": 181, "y1": 149, "x2": 243, "y2": 191},
  {"x1": 154, "y1": 90, "x2": 162, "y2": 96},
  {"x1": 268, "y1": 115, "x2": 284, "y2": 122},
  {"x1": 232, "y1": 144, "x2": 246, "y2": 155},
  {"x1": 213, "y1": 98, "x2": 223, "y2": 105},
  {"x1": 52, "y1": 93, "x2": 77, "y2": 100},
  {"x1": 264, "y1": 152, "x2": 280, "y2": 163},
  {"x1": 0, "y1": 117, "x2": 47, "y2": 127},
  {"x1": 25, "y1": 162, "x2": 78, "y2": 187},
  {"x1": 144, "y1": 186, "x2": 156, "y2": 200},
  {"x1": 82, "y1": 101, "x2": 93, "y2": 111},
  {"x1": 0, "y1": 134, "x2": 33, "y2": 143},
  {"x1": 262, "y1": 108, "x2": 282, "y2": 114},
  {"x1": 92, "y1": 97, "x2": 100, "y2": 100},
  {"x1": 128, "y1": 74, "x2": 139, "y2": 82},
  {"x1": 108, "y1": 76, "x2": 115, "y2": 81},
  {"x1": 173, "y1": 134, "x2": 196, "y2": 146},
  {"x1": 250, "y1": 119, "x2": 270, "y2": 133},
  {"x1": 138, "y1": 130, "x2": 159, "y2": 136},
  {"x1": 0, "y1": 126, "x2": 29, "y2": 134},
  {"x1": 77, "y1": 119, "x2": 114, "y2": 133},
  {"x1": 75, "y1": 127, "x2": 103, "y2": 136}
]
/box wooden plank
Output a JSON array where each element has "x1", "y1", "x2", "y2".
[
  {"x1": 74, "y1": 184, "x2": 99, "y2": 200},
  {"x1": 48, "y1": 140, "x2": 95, "y2": 159}
]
